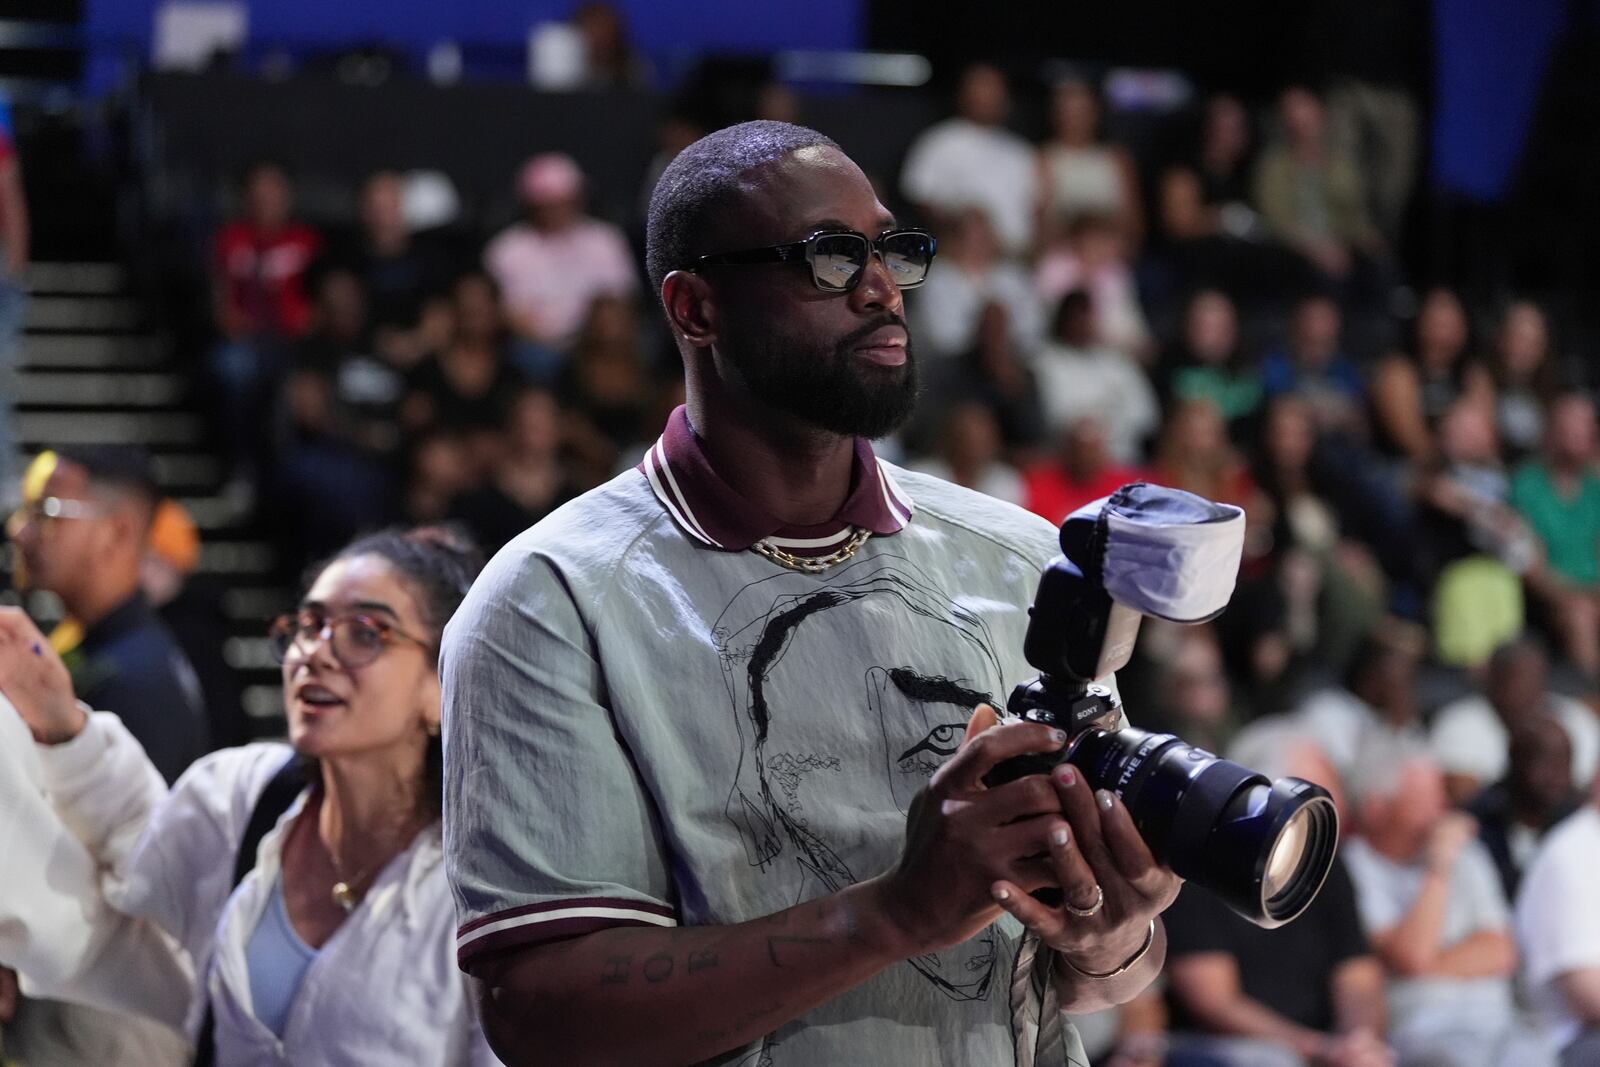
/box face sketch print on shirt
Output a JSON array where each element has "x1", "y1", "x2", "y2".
[{"x1": 713, "y1": 550, "x2": 1012, "y2": 1004}]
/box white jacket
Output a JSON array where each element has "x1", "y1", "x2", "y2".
[{"x1": 0, "y1": 700, "x2": 497, "y2": 1066}]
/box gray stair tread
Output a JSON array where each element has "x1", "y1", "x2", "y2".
[
  {"x1": 15, "y1": 411, "x2": 203, "y2": 445},
  {"x1": 26, "y1": 296, "x2": 148, "y2": 332},
  {"x1": 20, "y1": 334, "x2": 166, "y2": 368},
  {"x1": 23, "y1": 262, "x2": 129, "y2": 296},
  {"x1": 13, "y1": 371, "x2": 188, "y2": 407}
]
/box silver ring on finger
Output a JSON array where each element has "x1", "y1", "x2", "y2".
[{"x1": 1063, "y1": 884, "x2": 1104, "y2": 918}]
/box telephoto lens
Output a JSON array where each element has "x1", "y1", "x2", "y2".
[{"x1": 987, "y1": 725, "x2": 1339, "y2": 928}]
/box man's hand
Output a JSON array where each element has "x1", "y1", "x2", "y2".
[
  {"x1": 1313, "y1": 1026, "x2": 1395, "y2": 1067},
  {"x1": 987, "y1": 734, "x2": 1181, "y2": 976},
  {"x1": 867, "y1": 704, "x2": 1076, "y2": 956},
  {"x1": 0, "y1": 607, "x2": 84, "y2": 744},
  {"x1": 1424, "y1": 812, "x2": 1477, "y2": 874}
]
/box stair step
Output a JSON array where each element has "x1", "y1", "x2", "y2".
[
  {"x1": 243, "y1": 685, "x2": 287, "y2": 724},
  {"x1": 23, "y1": 262, "x2": 129, "y2": 296},
  {"x1": 224, "y1": 634, "x2": 278, "y2": 671},
  {"x1": 20, "y1": 334, "x2": 166, "y2": 369},
  {"x1": 26, "y1": 295, "x2": 148, "y2": 333},
  {"x1": 151, "y1": 452, "x2": 224, "y2": 491},
  {"x1": 13, "y1": 370, "x2": 188, "y2": 408},
  {"x1": 223, "y1": 586, "x2": 294, "y2": 623},
  {"x1": 15, "y1": 410, "x2": 203, "y2": 446},
  {"x1": 199, "y1": 539, "x2": 277, "y2": 576}
]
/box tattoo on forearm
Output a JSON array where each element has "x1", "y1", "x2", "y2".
[
  {"x1": 643, "y1": 952, "x2": 675, "y2": 983},
  {"x1": 600, "y1": 955, "x2": 632, "y2": 985},
  {"x1": 767, "y1": 936, "x2": 832, "y2": 967},
  {"x1": 687, "y1": 949, "x2": 719, "y2": 974}
]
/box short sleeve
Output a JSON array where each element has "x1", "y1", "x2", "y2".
[
  {"x1": 1161, "y1": 883, "x2": 1240, "y2": 958},
  {"x1": 1341, "y1": 841, "x2": 1405, "y2": 935},
  {"x1": 441, "y1": 547, "x2": 677, "y2": 974},
  {"x1": 1515, "y1": 817, "x2": 1600, "y2": 986}
]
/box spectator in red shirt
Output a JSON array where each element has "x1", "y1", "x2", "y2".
[
  {"x1": 208, "y1": 162, "x2": 323, "y2": 506},
  {"x1": 1022, "y1": 415, "x2": 1147, "y2": 523},
  {"x1": 213, "y1": 161, "x2": 322, "y2": 340}
]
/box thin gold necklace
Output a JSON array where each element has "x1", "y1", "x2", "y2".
[
  {"x1": 327, "y1": 845, "x2": 375, "y2": 914},
  {"x1": 750, "y1": 526, "x2": 871, "y2": 573}
]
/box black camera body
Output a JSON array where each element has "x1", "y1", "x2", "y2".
[{"x1": 984, "y1": 487, "x2": 1338, "y2": 928}]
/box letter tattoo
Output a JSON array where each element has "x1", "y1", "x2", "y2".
[{"x1": 643, "y1": 952, "x2": 675, "y2": 983}]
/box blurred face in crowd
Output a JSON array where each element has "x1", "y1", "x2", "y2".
[
  {"x1": 361, "y1": 171, "x2": 408, "y2": 247},
  {"x1": 282, "y1": 554, "x2": 440, "y2": 761},
  {"x1": 11, "y1": 460, "x2": 143, "y2": 608},
  {"x1": 1291, "y1": 296, "x2": 1341, "y2": 368},
  {"x1": 1163, "y1": 632, "x2": 1231, "y2": 728},
  {"x1": 1061, "y1": 416, "x2": 1110, "y2": 475},
  {"x1": 1160, "y1": 167, "x2": 1210, "y2": 240},
  {"x1": 1375, "y1": 759, "x2": 1449, "y2": 845},
  {"x1": 1438, "y1": 399, "x2": 1498, "y2": 465},
  {"x1": 1203, "y1": 93, "x2": 1250, "y2": 165},
  {"x1": 318, "y1": 269, "x2": 368, "y2": 341},
  {"x1": 1508, "y1": 714, "x2": 1574, "y2": 818},
  {"x1": 245, "y1": 165, "x2": 293, "y2": 231},
  {"x1": 1498, "y1": 301, "x2": 1549, "y2": 380},
  {"x1": 1416, "y1": 287, "x2": 1469, "y2": 368},
  {"x1": 1487, "y1": 643, "x2": 1548, "y2": 722},
  {"x1": 1167, "y1": 399, "x2": 1227, "y2": 459},
  {"x1": 1184, "y1": 289, "x2": 1238, "y2": 364},
  {"x1": 1264, "y1": 396, "x2": 1316, "y2": 472},
  {"x1": 1050, "y1": 79, "x2": 1100, "y2": 144},
  {"x1": 507, "y1": 388, "x2": 561, "y2": 457},
  {"x1": 1278, "y1": 87, "x2": 1325, "y2": 149},
  {"x1": 940, "y1": 401, "x2": 1002, "y2": 470},
  {"x1": 1547, "y1": 394, "x2": 1598, "y2": 466},
  {"x1": 452, "y1": 273, "x2": 502, "y2": 343},
  {"x1": 956, "y1": 64, "x2": 1009, "y2": 127},
  {"x1": 949, "y1": 208, "x2": 1001, "y2": 269},
  {"x1": 677, "y1": 144, "x2": 919, "y2": 439},
  {"x1": 1355, "y1": 647, "x2": 1419, "y2": 725}
]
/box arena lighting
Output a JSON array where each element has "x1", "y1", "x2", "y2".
[
  {"x1": 984, "y1": 484, "x2": 1340, "y2": 928},
  {"x1": 773, "y1": 50, "x2": 933, "y2": 87}
]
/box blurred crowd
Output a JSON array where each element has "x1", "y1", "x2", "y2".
[{"x1": 2, "y1": 45, "x2": 1599, "y2": 1067}]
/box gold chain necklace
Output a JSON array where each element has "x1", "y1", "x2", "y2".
[
  {"x1": 328, "y1": 848, "x2": 375, "y2": 914},
  {"x1": 750, "y1": 526, "x2": 871, "y2": 573}
]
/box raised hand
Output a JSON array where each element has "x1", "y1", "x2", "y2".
[{"x1": 0, "y1": 606, "x2": 84, "y2": 744}]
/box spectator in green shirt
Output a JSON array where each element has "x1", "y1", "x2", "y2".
[{"x1": 1510, "y1": 392, "x2": 1600, "y2": 676}]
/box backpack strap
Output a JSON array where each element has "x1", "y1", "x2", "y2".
[{"x1": 193, "y1": 752, "x2": 311, "y2": 1067}]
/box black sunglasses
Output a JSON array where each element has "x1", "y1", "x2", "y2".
[{"x1": 693, "y1": 227, "x2": 938, "y2": 293}]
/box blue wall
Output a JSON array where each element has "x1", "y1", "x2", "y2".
[
  {"x1": 87, "y1": 0, "x2": 863, "y2": 91},
  {"x1": 1431, "y1": 0, "x2": 1567, "y2": 202}
]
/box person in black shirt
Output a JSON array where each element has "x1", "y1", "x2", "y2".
[
  {"x1": 1161, "y1": 735, "x2": 1391, "y2": 1067},
  {"x1": 1163, "y1": 856, "x2": 1392, "y2": 1067},
  {"x1": 1465, "y1": 713, "x2": 1583, "y2": 901},
  {"x1": 9, "y1": 446, "x2": 207, "y2": 783}
]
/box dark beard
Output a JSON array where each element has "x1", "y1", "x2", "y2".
[{"x1": 724, "y1": 316, "x2": 920, "y2": 439}]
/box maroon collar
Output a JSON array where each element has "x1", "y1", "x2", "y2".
[{"x1": 638, "y1": 405, "x2": 913, "y2": 553}]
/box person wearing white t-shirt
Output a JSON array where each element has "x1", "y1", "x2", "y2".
[
  {"x1": 1429, "y1": 638, "x2": 1600, "y2": 804},
  {"x1": 1343, "y1": 752, "x2": 1517, "y2": 1067},
  {"x1": 900, "y1": 63, "x2": 1038, "y2": 257},
  {"x1": 1515, "y1": 770, "x2": 1600, "y2": 1067}
]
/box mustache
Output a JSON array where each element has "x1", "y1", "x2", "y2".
[{"x1": 836, "y1": 314, "x2": 910, "y2": 352}]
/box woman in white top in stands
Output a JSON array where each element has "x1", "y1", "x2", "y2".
[
  {"x1": 0, "y1": 527, "x2": 495, "y2": 1066},
  {"x1": 1037, "y1": 78, "x2": 1143, "y2": 247}
]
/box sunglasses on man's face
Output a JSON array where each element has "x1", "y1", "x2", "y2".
[{"x1": 692, "y1": 228, "x2": 938, "y2": 293}]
